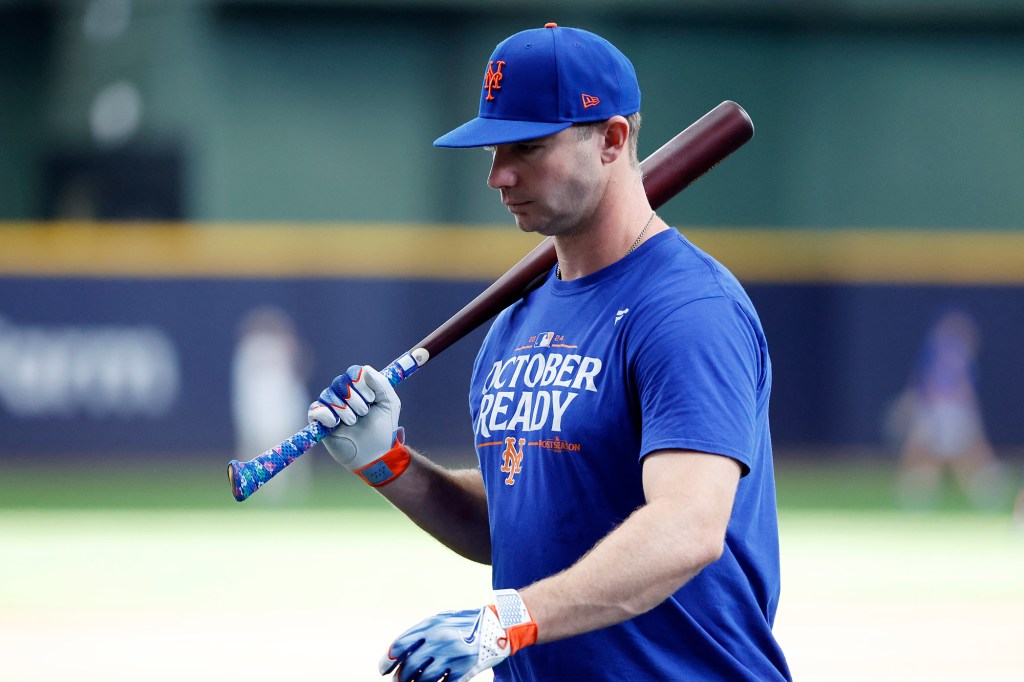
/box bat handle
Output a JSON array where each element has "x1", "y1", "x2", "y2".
[
  {"x1": 227, "y1": 347, "x2": 430, "y2": 501},
  {"x1": 227, "y1": 421, "x2": 331, "y2": 501},
  {"x1": 379, "y1": 347, "x2": 430, "y2": 387}
]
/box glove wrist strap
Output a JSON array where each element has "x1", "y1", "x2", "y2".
[
  {"x1": 492, "y1": 589, "x2": 538, "y2": 654},
  {"x1": 354, "y1": 438, "x2": 411, "y2": 488}
]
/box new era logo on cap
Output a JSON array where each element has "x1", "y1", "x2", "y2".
[{"x1": 581, "y1": 94, "x2": 600, "y2": 109}]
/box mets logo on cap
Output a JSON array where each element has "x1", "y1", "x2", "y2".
[{"x1": 484, "y1": 60, "x2": 505, "y2": 101}]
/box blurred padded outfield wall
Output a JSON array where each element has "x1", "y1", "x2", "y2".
[{"x1": 1, "y1": 1, "x2": 1023, "y2": 461}]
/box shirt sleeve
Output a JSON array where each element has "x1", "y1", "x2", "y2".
[{"x1": 632, "y1": 295, "x2": 762, "y2": 475}]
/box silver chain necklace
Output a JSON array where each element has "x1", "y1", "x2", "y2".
[{"x1": 556, "y1": 211, "x2": 656, "y2": 280}]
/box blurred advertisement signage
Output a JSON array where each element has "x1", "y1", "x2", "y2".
[{"x1": 0, "y1": 315, "x2": 180, "y2": 419}]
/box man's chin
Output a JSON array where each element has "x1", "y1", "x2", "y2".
[
  {"x1": 512, "y1": 216, "x2": 539, "y2": 233},
  {"x1": 508, "y1": 210, "x2": 567, "y2": 237}
]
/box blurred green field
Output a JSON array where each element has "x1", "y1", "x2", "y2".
[
  {"x1": 1, "y1": 457, "x2": 1022, "y2": 681},
  {"x1": 1, "y1": 453, "x2": 1015, "y2": 512}
]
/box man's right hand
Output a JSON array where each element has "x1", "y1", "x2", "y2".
[{"x1": 308, "y1": 364, "x2": 410, "y2": 487}]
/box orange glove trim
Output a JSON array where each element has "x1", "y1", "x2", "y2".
[
  {"x1": 354, "y1": 439, "x2": 411, "y2": 488},
  {"x1": 506, "y1": 621, "x2": 538, "y2": 654}
]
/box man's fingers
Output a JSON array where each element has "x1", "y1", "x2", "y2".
[
  {"x1": 398, "y1": 655, "x2": 437, "y2": 682},
  {"x1": 312, "y1": 365, "x2": 390, "y2": 431},
  {"x1": 307, "y1": 387, "x2": 359, "y2": 427},
  {"x1": 307, "y1": 396, "x2": 340, "y2": 428},
  {"x1": 379, "y1": 637, "x2": 424, "y2": 676},
  {"x1": 330, "y1": 366, "x2": 372, "y2": 415}
]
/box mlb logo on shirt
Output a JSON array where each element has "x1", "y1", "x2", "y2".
[{"x1": 535, "y1": 332, "x2": 554, "y2": 348}]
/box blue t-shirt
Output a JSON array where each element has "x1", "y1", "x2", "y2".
[{"x1": 469, "y1": 229, "x2": 790, "y2": 680}]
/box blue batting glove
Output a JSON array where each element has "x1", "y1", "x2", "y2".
[
  {"x1": 379, "y1": 590, "x2": 537, "y2": 682},
  {"x1": 308, "y1": 364, "x2": 375, "y2": 429},
  {"x1": 308, "y1": 365, "x2": 409, "y2": 487}
]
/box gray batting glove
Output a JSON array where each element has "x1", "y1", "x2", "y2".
[{"x1": 308, "y1": 365, "x2": 410, "y2": 487}]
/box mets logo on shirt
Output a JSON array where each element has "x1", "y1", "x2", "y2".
[{"x1": 500, "y1": 437, "x2": 525, "y2": 485}]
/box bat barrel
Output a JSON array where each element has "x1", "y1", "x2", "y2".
[{"x1": 642, "y1": 101, "x2": 753, "y2": 209}]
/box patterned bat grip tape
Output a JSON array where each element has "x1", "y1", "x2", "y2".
[
  {"x1": 228, "y1": 421, "x2": 330, "y2": 501},
  {"x1": 228, "y1": 350, "x2": 424, "y2": 501},
  {"x1": 381, "y1": 351, "x2": 422, "y2": 387}
]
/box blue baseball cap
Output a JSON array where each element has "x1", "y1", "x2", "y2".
[{"x1": 433, "y1": 23, "x2": 641, "y2": 148}]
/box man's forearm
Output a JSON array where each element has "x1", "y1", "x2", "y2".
[
  {"x1": 518, "y1": 449, "x2": 741, "y2": 644},
  {"x1": 519, "y1": 496, "x2": 723, "y2": 643},
  {"x1": 378, "y1": 448, "x2": 492, "y2": 564}
]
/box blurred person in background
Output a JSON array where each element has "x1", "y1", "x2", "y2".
[
  {"x1": 232, "y1": 306, "x2": 312, "y2": 502},
  {"x1": 303, "y1": 24, "x2": 789, "y2": 682},
  {"x1": 889, "y1": 308, "x2": 1010, "y2": 510}
]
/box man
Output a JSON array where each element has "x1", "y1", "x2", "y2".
[
  {"x1": 307, "y1": 24, "x2": 791, "y2": 681},
  {"x1": 893, "y1": 309, "x2": 1008, "y2": 510}
]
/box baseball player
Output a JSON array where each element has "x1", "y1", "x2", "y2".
[
  {"x1": 893, "y1": 309, "x2": 1008, "y2": 509},
  {"x1": 308, "y1": 24, "x2": 791, "y2": 681}
]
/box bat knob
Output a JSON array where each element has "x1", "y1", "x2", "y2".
[{"x1": 227, "y1": 459, "x2": 258, "y2": 502}]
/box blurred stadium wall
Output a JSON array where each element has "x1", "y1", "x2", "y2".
[{"x1": 1, "y1": 1, "x2": 1023, "y2": 462}]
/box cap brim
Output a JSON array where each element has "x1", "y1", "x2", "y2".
[{"x1": 433, "y1": 117, "x2": 572, "y2": 148}]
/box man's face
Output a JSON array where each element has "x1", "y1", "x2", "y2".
[{"x1": 486, "y1": 126, "x2": 606, "y2": 237}]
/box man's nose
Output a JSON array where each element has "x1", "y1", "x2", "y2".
[{"x1": 487, "y1": 149, "x2": 517, "y2": 189}]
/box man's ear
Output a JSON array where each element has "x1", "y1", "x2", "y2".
[{"x1": 599, "y1": 116, "x2": 630, "y2": 164}]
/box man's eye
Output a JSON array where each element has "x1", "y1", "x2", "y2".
[{"x1": 517, "y1": 144, "x2": 540, "y2": 153}]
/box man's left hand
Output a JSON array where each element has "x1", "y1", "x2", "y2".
[{"x1": 379, "y1": 589, "x2": 537, "y2": 682}]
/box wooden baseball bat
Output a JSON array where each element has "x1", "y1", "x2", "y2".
[{"x1": 228, "y1": 100, "x2": 754, "y2": 501}]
